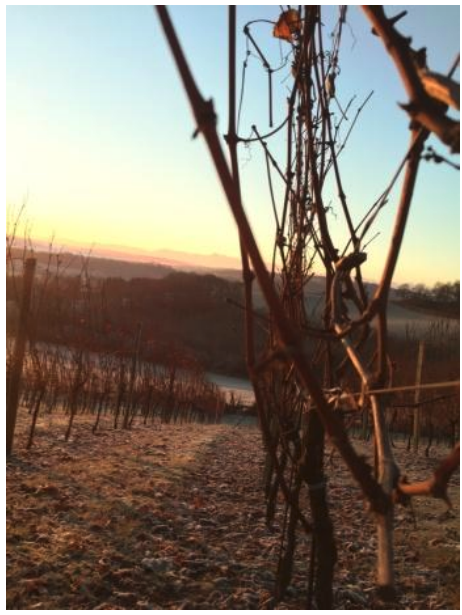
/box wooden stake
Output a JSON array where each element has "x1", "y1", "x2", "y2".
[
  {"x1": 124, "y1": 322, "x2": 142, "y2": 429},
  {"x1": 412, "y1": 341, "x2": 425, "y2": 452},
  {"x1": 6, "y1": 258, "x2": 36, "y2": 456}
]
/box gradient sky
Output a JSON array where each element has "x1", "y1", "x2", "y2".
[{"x1": 6, "y1": 4, "x2": 460, "y2": 285}]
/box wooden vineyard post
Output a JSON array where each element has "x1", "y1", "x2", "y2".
[
  {"x1": 6, "y1": 257, "x2": 36, "y2": 456},
  {"x1": 412, "y1": 341, "x2": 425, "y2": 452},
  {"x1": 124, "y1": 322, "x2": 142, "y2": 429}
]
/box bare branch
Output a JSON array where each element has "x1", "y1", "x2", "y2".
[
  {"x1": 362, "y1": 6, "x2": 460, "y2": 152},
  {"x1": 396, "y1": 444, "x2": 460, "y2": 507}
]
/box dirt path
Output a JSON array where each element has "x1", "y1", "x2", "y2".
[{"x1": 6, "y1": 410, "x2": 459, "y2": 609}]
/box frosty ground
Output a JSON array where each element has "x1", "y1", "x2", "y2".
[{"x1": 6, "y1": 409, "x2": 460, "y2": 610}]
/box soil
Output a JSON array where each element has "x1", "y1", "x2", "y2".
[{"x1": 6, "y1": 408, "x2": 460, "y2": 610}]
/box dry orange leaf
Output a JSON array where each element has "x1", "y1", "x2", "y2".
[{"x1": 273, "y1": 10, "x2": 301, "y2": 43}]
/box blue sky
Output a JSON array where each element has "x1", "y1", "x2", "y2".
[{"x1": 6, "y1": 5, "x2": 460, "y2": 285}]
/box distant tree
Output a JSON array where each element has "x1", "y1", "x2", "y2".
[
  {"x1": 412, "y1": 283, "x2": 428, "y2": 298},
  {"x1": 431, "y1": 280, "x2": 460, "y2": 305},
  {"x1": 396, "y1": 283, "x2": 411, "y2": 299},
  {"x1": 450, "y1": 280, "x2": 460, "y2": 304}
]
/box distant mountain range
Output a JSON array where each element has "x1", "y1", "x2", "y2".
[
  {"x1": 149, "y1": 249, "x2": 243, "y2": 271},
  {"x1": 20, "y1": 237, "x2": 386, "y2": 294},
  {"x1": 28, "y1": 238, "x2": 243, "y2": 273}
]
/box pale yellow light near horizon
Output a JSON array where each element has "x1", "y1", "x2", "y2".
[
  {"x1": 6, "y1": 118, "x2": 459, "y2": 286},
  {"x1": 6, "y1": 109, "x2": 243, "y2": 259}
]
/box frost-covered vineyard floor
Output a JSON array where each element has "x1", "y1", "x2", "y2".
[{"x1": 6, "y1": 410, "x2": 459, "y2": 609}]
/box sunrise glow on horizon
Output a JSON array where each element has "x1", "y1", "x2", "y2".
[{"x1": 6, "y1": 5, "x2": 460, "y2": 285}]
